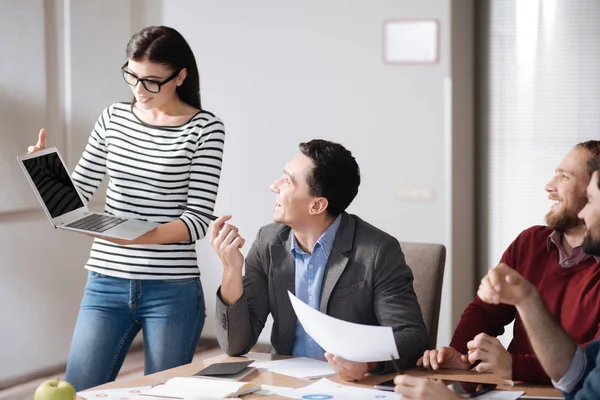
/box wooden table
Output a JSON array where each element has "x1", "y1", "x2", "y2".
[{"x1": 78, "y1": 352, "x2": 562, "y2": 399}]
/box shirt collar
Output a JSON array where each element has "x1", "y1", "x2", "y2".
[
  {"x1": 290, "y1": 214, "x2": 342, "y2": 258},
  {"x1": 546, "y1": 230, "x2": 600, "y2": 263}
]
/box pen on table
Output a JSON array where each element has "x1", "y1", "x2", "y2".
[
  {"x1": 390, "y1": 354, "x2": 403, "y2": 375},
  {"x1": 178, "y1": 205, "x2": 218, "y2": 221},
  {"x1": 470, "y1": 359, "x2": 482, "y2": 370}
]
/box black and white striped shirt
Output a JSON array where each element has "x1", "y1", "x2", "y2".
[{"x1": 72, "y1": 102, "x2": 225, "y2": 279}]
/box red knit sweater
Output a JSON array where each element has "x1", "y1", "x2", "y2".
[{"x1": 450, "y1": 226, "x2": 600, "y2": 384}]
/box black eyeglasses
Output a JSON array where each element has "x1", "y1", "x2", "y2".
[{"x1": 121, "y1": 63, "x2": 181, "y2": 94}]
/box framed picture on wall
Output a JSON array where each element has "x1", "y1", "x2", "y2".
[{"x1": 382, "y1": 19, "x2": 440, "y2": 64}]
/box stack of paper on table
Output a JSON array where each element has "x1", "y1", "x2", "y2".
[
  {"x1": 251, "y1": 357, "x2": 335, "y2": 379},
  {"x1": 138, "y1": 376, "x2": 259, "y2": 399}
]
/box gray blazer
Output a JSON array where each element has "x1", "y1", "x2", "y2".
[{"x1": 215, "y1": 212, "x2": 429, "y2": 372}]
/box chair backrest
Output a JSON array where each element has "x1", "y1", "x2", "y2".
[{"x1": 400, "y1": 241, "x2": 446, "y2": 349}]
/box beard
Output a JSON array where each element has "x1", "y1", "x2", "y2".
[
  {"x1": 582, "y1": 231, "x2": 600, "y2": 256},
  {"x1": 545, "y1": 196, "x2": 587, "y2": 232}
]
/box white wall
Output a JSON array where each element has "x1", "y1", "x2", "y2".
[
  {"x1": 0, "y1": 0, "x2": 47, "y2": 213},
  {"x1": 0, "y1": 0, "x2": 90, "y2": 383},
  {"x1": 0, "y1": 0, "x2": 474, "y2": 382},
  {"x1": 159, "y1": 0, "x2": 471, "y2": 343},
  {"x1": 0, "y1": 0, "x2": 136, "y2": 383}
]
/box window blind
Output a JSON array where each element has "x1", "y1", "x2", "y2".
[{"x1": 479, "y1": 0, "x2": 600, "y2": 273}]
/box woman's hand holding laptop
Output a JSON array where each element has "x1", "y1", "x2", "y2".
[{"x1": 20, "y1": 133, "x2": 160, "y2": 242}]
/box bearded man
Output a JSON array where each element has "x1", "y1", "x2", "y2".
[{"x1": 418, "y1": 141, "x2": 600, "y2": 384}]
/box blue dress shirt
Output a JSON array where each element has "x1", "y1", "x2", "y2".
[
  {"x1": 553, "y1": 346, "x2": 586, "y2": 393},
  {"x1": 291, "y1": 215, "x2": 341, "y2": 359},
  {"x1": 559, "y1": 339, "x2": 600, "y2": 399}
]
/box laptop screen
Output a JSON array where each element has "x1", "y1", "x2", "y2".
[{"x1": 22, "y1": 152, "x2": 84, "y2": 218}]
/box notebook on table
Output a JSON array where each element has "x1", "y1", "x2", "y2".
[
  {"x1": 16, "y1": 147, "x2": 159, "y2": 240},
  {"x1": 138, "y1": 376, "x2": 260, "y2": 399},
  {"x1": 193, "y1": 360, "x2": 257, "y2": 381}
]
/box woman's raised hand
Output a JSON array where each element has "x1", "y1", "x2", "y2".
[{"x1": 27, "y1": 129, "x2": 47, "y2": 154}]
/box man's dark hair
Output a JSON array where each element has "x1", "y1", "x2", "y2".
[
  {"x1": 576, "y1": 140, "x2": 600, "y2": 176},
  {"x1": 299, "y1": 139, "x2": 360, "y2": 217},
  {"x1": 588, "y1": 154, "x2": 600, "y2": 189},
  {"x1": 582, "y1": 153, "x2": 600, "y2": 255}
]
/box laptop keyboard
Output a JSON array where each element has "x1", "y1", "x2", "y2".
[{"x1": 65, "y1": 214, "x2": 126, "y2": 233}]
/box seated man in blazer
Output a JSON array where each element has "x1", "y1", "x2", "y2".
[{"x1": 210, "y1": 139, "x2": 429, "y2": 381}]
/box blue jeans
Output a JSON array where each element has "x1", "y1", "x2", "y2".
[{"x1": 65, "y1": 271, "x2": 205, "y2": 391}]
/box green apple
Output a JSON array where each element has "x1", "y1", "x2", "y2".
[{"x1": 34, "y1": 379, "x2": 76, "y2": 400}]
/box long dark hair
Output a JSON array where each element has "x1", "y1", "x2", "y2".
[{"x1": 126, "y1": 26, "x2": 201, "y2": 109}]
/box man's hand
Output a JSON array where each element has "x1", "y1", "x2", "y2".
[
  {"x1": 28, "y1": 129, "x2": 47, "y2": 153},
  {"x1": 210, "y1": 215, "x2": 246, "y2": 305},
  {"x1": 209, "y1": 215, "x2": 245, "y2": 271},
  {"x1": 477, "y1": 263, "x2": 537, "y2": 306},
  {"x1": 324, "y1": 353, "x2": 370, "y2": 382},
  {"x1": 417, "y1": 346, "x2": 471, "y2": 371},
  {"x1": 394, "y1": 375, "x2": 460, "y2": 399},
  {"x1": 467, "y1": 333, "x2": 512, "y2": 380}
]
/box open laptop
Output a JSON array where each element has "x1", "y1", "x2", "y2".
[{"x1": 17, "y1": 147, "x2": 159, "y2": 240}]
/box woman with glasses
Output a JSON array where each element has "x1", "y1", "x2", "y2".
[{"x1": 27, "y1": 26, "x2": 224, "y2": 391}]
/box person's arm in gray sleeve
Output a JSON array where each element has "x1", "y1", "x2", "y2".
[{"x1": 215, "y1": 227, "x2": 271, "y2": 355}]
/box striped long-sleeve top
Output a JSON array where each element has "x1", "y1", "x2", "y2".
[{"x1": 71, "y1": 102, "x2": 225, "y2": 279}]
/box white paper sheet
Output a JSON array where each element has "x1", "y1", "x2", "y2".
[
  {"x1": 78, "y1": 386, "x2": 152, "y2": 399},
  {"x1": 138, "y1": 377, "x2": 257, "y2": 399},
  {"x1": 288, "y1": 291, "x2": 399, "y2": 362},
  {"x1": 251, "y1": 357, "x2": 335, "y2": 379},
  {"x1": 475, "y1": 390, "x2": 525, "y2": 400},
  {"x1": 260, "y1": 379, "x2": 526, "y2": 400},
  {"x1": 255, "y1": 384, "x2": 296, "y2": 397},
  {"x1": 263, "y1": 378, "x2": 397, "y2": 400}
]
